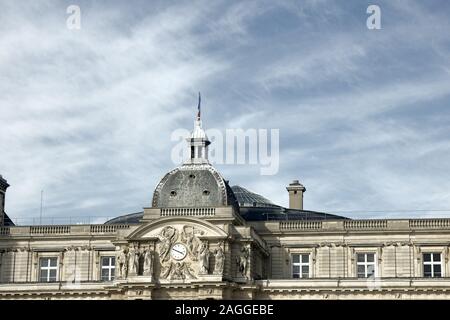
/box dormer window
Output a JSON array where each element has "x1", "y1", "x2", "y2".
[
  {"x1": 189, "y1": 174, "x2": 196, "y2": 179},
  {"x1": 170, "y1": 191, "x2": 177, "y2": 197},
  {"x1": 203, "y1": 190, "x2": 210, "y2": 196}
]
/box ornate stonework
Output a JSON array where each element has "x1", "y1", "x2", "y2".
[{"x1": 155, "y1": 225, "x2": 215, "y2": 280}]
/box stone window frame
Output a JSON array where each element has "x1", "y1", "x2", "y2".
[
  {"x1": 288, "y1": 248, "x2": 313, "y2": 279},
  {"x1": 100, "y1": 256, "x2": 116, "y2": 282},
  {"x1": 95, "y1": 250, "x2": 117, "y2": 281},
  {"x1": 418, "y1": 246, "x2": 446, "y2": 278},
  {"x1": 356, "y1": 252, "x2": 376, "y2": 278},
  {"x1": 38, "y1": 256, "x2": 59, "y2": 282},
  {"x1": 352, "y1": 248, "x2": 380, "y2": 278}
]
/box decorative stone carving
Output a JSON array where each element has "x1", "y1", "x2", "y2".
[
  {"x1": 213, "y1": 242, "x2": 224, "y2": 275},
  {"x1": 198, "y1": 241, "x2": 209, "y2": 274},
  {"x1": 128, "y1": 245, "x2": 139, "y2": 276},
  {"x1": 169, "y1": 262, "x2": 196, "y2": 280},
  {"x1": 181, "y1": 225, "x2": 203, "y2": 259},
  {"x1": 143, "y1": 246, "x2": 153, "y2": 276},
  {"x1": 158, "y1": 226, "x2": 178, "y2": 263},
  {"x1": 117, "y1": 246, "x2": 129, "y2": 279},
  {"x1": 155, "y1": 224, "x2": 221, "y2": 280},
  {"x1": 237, "y1": 245, "x2": 250, "y2": 278},
  {"x1": 160, "y1": 262, "x2": 172, "y2": 279}
]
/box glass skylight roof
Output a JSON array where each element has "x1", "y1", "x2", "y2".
[{"x1": 230, "y1": 185, "x2": 280, "y2": 208}]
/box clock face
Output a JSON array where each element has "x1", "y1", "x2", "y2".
[{"x1": 170, "y1": 243, "x2": 187, "y2": 261}]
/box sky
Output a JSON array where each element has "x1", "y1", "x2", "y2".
[{"x1": 1, "y1": 0, "x2": 450, "y2": 224}]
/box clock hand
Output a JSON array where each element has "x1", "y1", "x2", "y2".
[{"x1": 173, "y1": 249, "x2": 184, "y2": 255}]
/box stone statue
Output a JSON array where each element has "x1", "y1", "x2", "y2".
[
  {"x1": 184, "y1": 263, "x2": 196, "y2": 279},
  {"x1": 160, "y1": 262, "x2": 173, "y2": 279},
  {"x1": 134, "y1": 245, "x2": 140, "y2": 273},
  {"x1": 158, "y1": 226, "x2": 178, "y2": 263},
  {"x1": 139, "y1": 246, "x2": 145, "y2": 275},
  {"x1": 171, "y1": 262, "x2": 185, "y2": 280},
  {"x1": 169, "y1": 262, "x2": 196, "y2": 280},
  {"x1": 128, "y1": 245, "x2": 139, "y2": 275},
  {"x1": 181, "y1": 225, "x2": 201, "y2": 259},
  {"x1": 237, "y1": 245, "x2": 249, "y2": 277},
  {"x1": 213, "y1": 242, "x2": 225, "y2": 275},
  {"x1": 117, "y1": 247, "x2": 128, "y2": 279},
  {"x1": 143, "y1": 246, "x2": 153, "y2": 277},
  {"x1": 198, "y1": 241, "x2": 209, "y2": 274}
]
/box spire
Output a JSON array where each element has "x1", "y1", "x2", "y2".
[{"x1": 185, "y1": 93, "x2": 210, "y2": 165}]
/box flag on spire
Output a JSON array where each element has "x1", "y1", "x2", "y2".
[{"x1": 197, "y1": 92, "x2": 201, "y2": 120}]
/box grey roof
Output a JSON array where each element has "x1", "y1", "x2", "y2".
[
  {"x1": 238, "y1": 207, "x2": 348, "y2": 221},
  {"x1": 3, "y1": 212, "x2": 15, "y2": 226},
  {"x1": 231, "y1": 186, "x2": 347, "y2": 221},
  {"x1": 105, "y1": 184, "x2": 347, "y2": 224},
  {"x1": 151, "y1": 164, "x2": 239, "y2": 211}
]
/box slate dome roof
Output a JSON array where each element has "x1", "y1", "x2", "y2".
[{"x1": 151, "y1": 164, "x2": 239, "y2": 210}]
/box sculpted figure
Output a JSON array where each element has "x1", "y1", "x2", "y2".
[
  {"x1": 213, "y1": 242, "x2": 225, "y2": 275},
  {"x1": 134, "y1": 245, "x2": 140, "y2": 273},
  {"x1": 168, "y1": 262, "x2": 196, "y2": 280},
  {"x1": 198, "y1": 241, "x2": 209, "y2": 274},
  {"x1": 128, "y1": 245, "x2": 139, "y2": 275},
  {"x1": 171, "y1": 262, "x2": 185, "y2": 280},
  {"x1": 181, "y1": 226, "x2": 201, "y2": 259},
  {"x1": 183, "y1": 263, "x2": 196, "y2": 279},
  {"x1": 237, "y1": 245, "x2": 249, "y2": 277},
  {"x1": 160, "y1": 262, "x2": 172, "y2": 279},
  {"x1": 158, "y1": 226, "x2": 178, "y2": 263},
  {"x1": 143, "y1": 246, "x2": 153, "y2": 276},
  {"x1": 117, "y1": 247, "x2": 128, "y2": 279}
]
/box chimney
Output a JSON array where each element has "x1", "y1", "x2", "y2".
[
  {"x1": 0, "y1": 175, "x2": 10, "y2": 226},
  {"x1": 286, "y1": 179, "x2": 306, "y2": 210}
]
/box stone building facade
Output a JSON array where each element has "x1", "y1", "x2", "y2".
[{"x1": 1, "y1": 113, "x2": 450, "y2": 300}]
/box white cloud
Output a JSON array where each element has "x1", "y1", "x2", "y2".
[{"x1": 1, "y1": 0, "x2": 450, "y2": 223}]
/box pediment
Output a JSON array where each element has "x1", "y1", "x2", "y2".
[{"x1": 126, "y1": 216, "x2": 228, "y2": 240}]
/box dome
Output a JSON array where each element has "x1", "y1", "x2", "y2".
[
  {"x1": 152, "y1": 164, "x2": 239, "y2": 209},
  {"x1": 231, "y1": 185, "x2": 279, "y2": 208},
  {"x1": 106, "y1": 183, "x2": 348, "y2": 224}
]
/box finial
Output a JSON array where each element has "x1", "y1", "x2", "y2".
[{"x1": 197, "y1": 92, "x2": 201, "y2": 120}]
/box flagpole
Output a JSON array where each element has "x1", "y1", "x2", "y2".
[{"x1": 197, "y1": 92, "x2": 201, "y2": 120}]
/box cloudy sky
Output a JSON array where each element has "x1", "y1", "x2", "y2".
[{"x1": 1, "y1": 0, "x2": 450, "y2": 224}]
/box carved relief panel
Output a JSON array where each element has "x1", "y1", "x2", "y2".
[
  {"x1": 156, "y1": 225, "x2": 211, "y2": 280},
  {"x1": 121, "y1": 217, "x2": 229, "y2": 282}
]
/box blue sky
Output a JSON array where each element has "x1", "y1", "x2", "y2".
[{"x1": 1, "y1": 0, "x2": 450, "y2": 223}]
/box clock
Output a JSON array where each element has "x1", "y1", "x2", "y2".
[{"x1": 170, "y1": 243, "x2": 187, "y2": 260}]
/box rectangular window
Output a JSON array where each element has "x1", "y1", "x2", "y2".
[
  {"x1": 39, "y1": 257, "x2": 58, "y2": 282},
  {"x1": 356, "y1": 253, "x2": 376, "y2": 278},
  {"x1": 423, "y1": 253, "x2": 442, "y2": 278},
  {"x1": 101, "y1": 256, "x2": 116, "y2": 281},
  {"x1": 292, "y1": 254, "x2": 310, "y2": 279}
]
